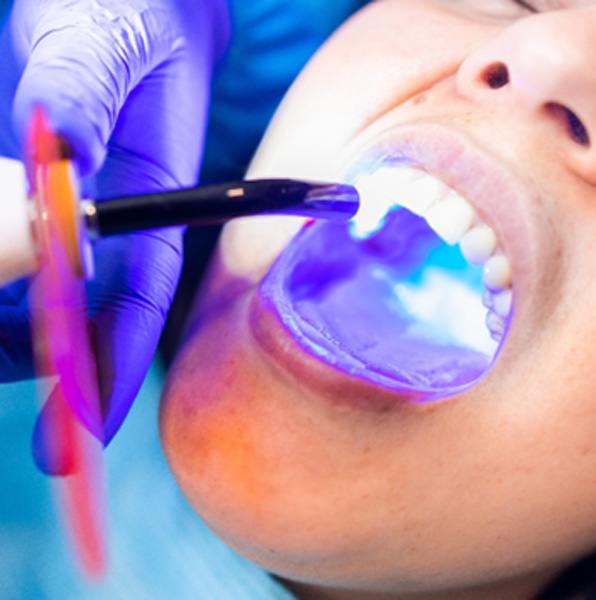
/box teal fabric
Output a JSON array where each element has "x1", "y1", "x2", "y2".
[{"x1": 0, "y1": 366, "x2": 296, "y2": 600}]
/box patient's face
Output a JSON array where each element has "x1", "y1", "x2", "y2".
[{"x1": 161, "y1": 1, "x2": 596, "y2": 598}]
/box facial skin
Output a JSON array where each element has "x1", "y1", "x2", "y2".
[{"x1": 160, "y1": 2, "x2": 596, "y2": 599}]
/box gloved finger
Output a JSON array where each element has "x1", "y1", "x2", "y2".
[
  {"x1": 32, "y1": 234, "x2": 180, "y2": 473},
  {"x1": 73, "y1": 59, "x2": 212, "y2": 443},
  {"x1": 0, "y1": 278, "x2": 28, "y2": 304},
  {"x1": 0, "y1": 280, "x2": 35, "y2": 381},
  {"x1": 11, "y1": 0, "x2": 186, "y2": 175},
  {"x1": 0, "y1": 305, "x2": 34, "y2": 381},
  {"x1": 31, "y1": 227, "x2": 182, "y2": 461},
  {"x1": 88, "y1": 228, "x2": 183, "y2": 444},
  {"x1": 29, "y1": 62, "x2": 204, "y2": 459}
]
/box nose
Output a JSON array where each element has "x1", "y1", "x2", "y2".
[{"x1": 456, "y1": 7, "x2": 596, "y2": 184}]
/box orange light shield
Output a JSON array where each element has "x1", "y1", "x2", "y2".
[{"x1": 28, "y1": 107, "x2": 107, "y2": 578}]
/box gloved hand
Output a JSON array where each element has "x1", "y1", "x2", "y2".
[{"x1": 0, "y1": 0, "x2": 229, "y2": 471}]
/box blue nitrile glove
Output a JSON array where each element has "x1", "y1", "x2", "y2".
[{"x1": 0, "y1": 0, "x2": 229, "y2": 471}]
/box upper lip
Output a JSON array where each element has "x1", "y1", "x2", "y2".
[{"x1": 250, "y1": 123, "x2": 552, "y2": 405}]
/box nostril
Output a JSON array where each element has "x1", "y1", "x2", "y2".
[
  {"x1": 545, "y1": 102, "x2": 590, "y2": 147},
  {"x1": 482, "y1": 63, "x2": 509, "y2": 89}
]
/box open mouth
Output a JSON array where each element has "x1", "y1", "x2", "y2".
[{"x1": 258, "y1": 164, "x2": 514, "y2": 401}]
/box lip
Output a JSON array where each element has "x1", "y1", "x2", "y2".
[{"x1": 250, "y1": 123, "x2": 546, "y2": 407}]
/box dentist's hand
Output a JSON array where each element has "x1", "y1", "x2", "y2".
[{"x1": 0, "y1": 0, "x2": 229, "y2": 469}]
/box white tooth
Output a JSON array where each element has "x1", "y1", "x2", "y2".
[
  {"x1": 352, "y1": 167, "x2": 424, "y2": 237},
  {"x1": 486, "y1": 311, "x2": 505, "y2": 336},
  {"x1": 397, "y1": 172, "x2": 448, "y2": 216},
  {"x1": 459, "y1": 224, "x2": 498, "y2": 265},
  {"x1": 482, "y1": 290, "x2": 494, "y2": 310},
  {"x1": 483, "y1": 253, "x2": 512, "y2": 291},
  {"x1": 490, "y1": 330, "x2": 503, "y2": 342},
  {"x1": 356, "y1": 166, "x2": 421, "y2": 196},
  {"x1": 424, "y1": 191, "x2": 477, "y2": 245},
  {"x1": 493, "y1": 289, "x2": 513, "y2": 318}
]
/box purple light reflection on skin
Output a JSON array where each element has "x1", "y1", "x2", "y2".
[{"x1": 259, "y1": 209, "x2": 494, "y2": 399}]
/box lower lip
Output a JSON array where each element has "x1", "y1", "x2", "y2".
[{"x1": 249, "y1": 288, "x2": 426, "y2": 410}]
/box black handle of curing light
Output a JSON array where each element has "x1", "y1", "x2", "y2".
[{"x1": 87, "y1": 179, "x2": 360, "y2": 238}]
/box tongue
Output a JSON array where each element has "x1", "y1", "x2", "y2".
[{"x1": 259, "y1": 209, "x2": 493, "y2": 397}]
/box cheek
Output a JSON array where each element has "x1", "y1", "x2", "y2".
[
  {"x1": 158, "y1": 314, "x2": 374, "y2": 558},
  {"x1": 159, "y1": 310, "x2": 274, "y2": 525},
  {"x1": 158, "y1": 301, "x2": 345, "y2": 564}
]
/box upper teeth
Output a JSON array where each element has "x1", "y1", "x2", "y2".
[{"x1": 353, "y1": 166, "x2": 513, "y2": 341}]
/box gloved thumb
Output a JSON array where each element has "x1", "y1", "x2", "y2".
[{"x1": 11, "y1": 0, "x2": 185, "y2": 175}]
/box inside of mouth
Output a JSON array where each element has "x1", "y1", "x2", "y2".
[{"x1": 260, "y1": 207, "x2": 506, "y2": 399}]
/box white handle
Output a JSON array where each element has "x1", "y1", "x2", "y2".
[{"x1": 0, "y1": 157, "x2": 37, "y2": 286}]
